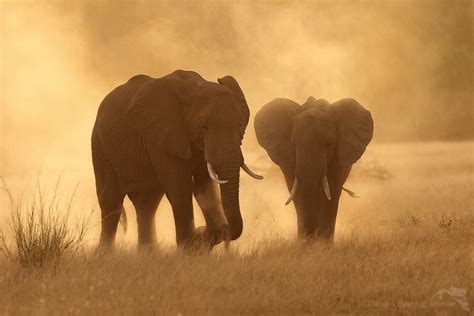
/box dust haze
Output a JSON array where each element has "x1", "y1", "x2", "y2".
[{"x1": 1, "y1": 1, "x2": 473, "y2": 246}]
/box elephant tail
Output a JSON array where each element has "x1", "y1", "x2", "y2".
[{"x1": 119, "y1": 207, "x2": 128, "y2": 233}]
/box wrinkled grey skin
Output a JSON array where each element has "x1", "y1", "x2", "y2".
[
  {"x1": 92, "y1": 70, "x2": 252, "y2": 250},
  {"x1": 255, "y1": 97, "x2": 374, "y2": 241}
]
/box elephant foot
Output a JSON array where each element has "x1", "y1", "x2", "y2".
[
  {"x1": 181, "y1": 224, "x2": 229, "y2": 253},
  {"x1": 177, "y1": 227, "x2": 211, "y2": 253},
  {"x1": 297, "y1": 233, "x2": 334, "y2": 249},
  {"x1": 198, "y1": 223, "x2": 230, "y2": 246},
  {"x1": 137, "y1": 241, "x2": 156, "y2": 252},
  {"x1": 95, "y1": 243, "x2": 115, "y2": 255}
]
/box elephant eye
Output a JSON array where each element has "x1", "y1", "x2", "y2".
[
  {"x1": 327, "y1": 140, "x2": 337, "y2": 149},
  {"x1": 325, "y1": 132, "x2": 337, "y2": 146}
]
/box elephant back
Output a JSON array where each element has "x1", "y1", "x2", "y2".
[
  {"x1": 94, "y1": 75, "x2": 157, "y2": 192},
  {"x1": 163, "y1": 69, "x2": 206, "y2": 82}
]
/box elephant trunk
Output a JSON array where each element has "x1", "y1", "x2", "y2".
[
  {"x1": 220, "y1": 173, "x2": 242, "y2": 240},
  {"x1": 210, "y1": 131, "x2": 243, "y2": 241},
  {"x1": 294, "y1": 148, "x2": 334, "y2": 239},
  {"x1": 299, "y1": 178, "x2": 319, "y2": 238},
  {"x1": 302, "y1": 174, "x2": 339, "y2": 241}
]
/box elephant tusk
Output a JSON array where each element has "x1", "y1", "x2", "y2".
[
  {"x1": 206, "y1": 162, "x2": 228, "y2": 184},
  {"x1": 342, "y1": 186, "x2": 359, "y2": 198},
  {"x1": 322, "y1": 175, "x2": 332, "y2": 200},
  {"x1": 241, "y1": 163, "x2": 264, "y2": 180},
  {"x1": 285, "y1": 177, "x2": 299, "y2": 205}
]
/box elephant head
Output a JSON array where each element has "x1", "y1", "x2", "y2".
[
  {"x1": 126, "y1": 74, "x2": 261, "y2": 242},
  {"x1": 255, "y1": 97, "x2": 373, "y2": 239}
]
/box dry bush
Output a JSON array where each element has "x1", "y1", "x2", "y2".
[
  {"x1": 0, "y1": 179, "x2": 90, "y2": 267},
  {"x1": 352, "y1": 157, "x2": 391, "y2": 181}
]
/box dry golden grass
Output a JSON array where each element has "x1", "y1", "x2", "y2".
[
  {"x1": 0, "y1": 142, "x2": 473, "y2": 315},
  {"x1": 0, "y1": 179, "x2": 89, "y2": 267}
]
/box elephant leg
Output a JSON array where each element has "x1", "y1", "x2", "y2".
[
  {"x1": 155, "y1": 155, "x2": 196, "y2": 248},
  {"x1": 95, "y1": 173, "x2": 125, "y2": 250},
  {"x1": 128, "y1": 189, "x2": 164, "y2": 247},
  {"x1": 92, "y1": 137, "x2": 125, "y2": 250},
  {"x1": 168, "y1": 183, "x2": 195, "y2": 248},
  {"x1": 192, "y1": 162, "x2": 228, "y2": 245}
]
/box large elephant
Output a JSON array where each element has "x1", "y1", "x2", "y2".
[
  {"x1": 254, "y1": 97, "x2": 373, "y2": 241},
  {"x1": 91, "y1": 70, "x2": 262, "y2": 250}
]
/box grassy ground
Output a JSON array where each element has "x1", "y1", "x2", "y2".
[{"x1": 0, "y1": 142, "x2": 473, "y2": 314}]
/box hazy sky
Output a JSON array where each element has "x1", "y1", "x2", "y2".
[{"x1": 1, "y1": 0, "x2": 472, "y2": 175}]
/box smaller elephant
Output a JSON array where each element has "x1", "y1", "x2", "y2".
[{"x1": 254, "y1": 96, "x2": 374, "y2": 241}]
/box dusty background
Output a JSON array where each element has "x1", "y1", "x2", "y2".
[
  {"x1": 0, "y1": 1, "x2": 473, "y2": 314},
  {"x1": 1, "y1": 0, "x2": 473, "y2": 246}
]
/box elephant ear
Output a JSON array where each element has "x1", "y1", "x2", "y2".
[
  {"x1": 254, "y1": 98, "x2": 303, "y2": 169},
  {"x1": 217, "y1": 76, "x2": 250, "y2": 137},
  {"x1": 127, "y1": 78, "x2": 191, "y2": 159},
  {"x1": 330, "y1": 98, "x2": 374, "y2": 166}
]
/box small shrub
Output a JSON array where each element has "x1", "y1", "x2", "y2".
[
  {"x1": 439, "y1": 215, "x2": 453, "y2": 232},
  {"x1": 396, "y1": 214, "x2": 422, "y2": 228},
  {"x1": 353, "y1": 158, "x2": 391, "y2": 180},
  {"x1": 409, "y1": 215, "x2": 420, "y2": 226},
  {"x1": 0, "y1": 178, "x2": 90, "y2": 267}
]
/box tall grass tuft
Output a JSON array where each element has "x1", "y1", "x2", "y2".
[{"x1": 0, "y1": 178, "x2": 90, "y2": 267}]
